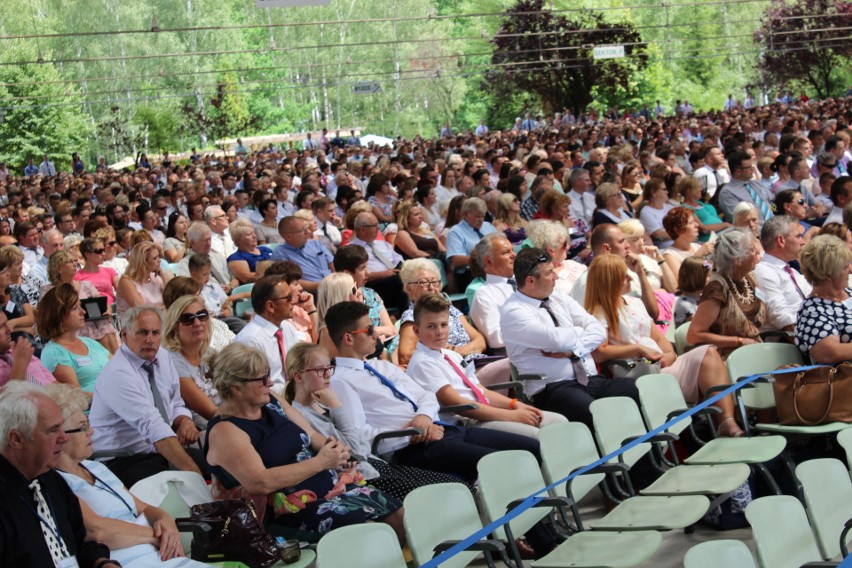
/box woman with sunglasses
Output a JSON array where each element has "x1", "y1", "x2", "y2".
[
  {"x1": 163, "y1": 295, "x2": 219, "y2": 429},
  {"x1": 775, "y1": 188, "x2": 821, "y2": 244},
  {"x1": 93, "y1": 225, "x2": 129, "y2": 278},
  {"x1": 38, "y1": 284, "x2": 111, "y2": 396},
  {"x1": 48, "y1": 383, "x2": 210, "y2": 567},
  {"x1": 74, "y1": 237, "x2": 121, "y2": 353},
  {"x1": 204, "y1": 342, "x2": 405, "y2": 542}
]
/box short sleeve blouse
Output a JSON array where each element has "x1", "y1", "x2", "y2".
[
  {"x1": 40, "y1": 338, "x2": 110, "y2": 393},
  {"x1": 795, "y1": 291, "x2": 852, "y2": 357}
]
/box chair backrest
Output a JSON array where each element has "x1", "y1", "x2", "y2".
[
  {"x1": 477, "y1": 450, "x2": 551, "y2": 541},
  {"x1": 430, "y1": 258, "x2": 449, "y2": 291},
  {"x1": 590, "y1": 396, "x2": 652, "y2": 468},
  {"x1": 232, "y1": 283, "x2": 255, "y2": 296},
  {"x1": 665, "y1": 322, "x2": 677, "y2": 344},
  {"x1": 725, "y1": 343, "x2": 805, "y2": 410},
  {"x1": 539, "y1": 422, "x2": 605, "y2": 502},
  {"x1": 260, "y1": 243, "x2": 280, "y2": 252},
  {"x1": 166, "y1": 262, "x2": 179, "y2": 275},
  {"x1": 636, "y1": 373, "x2": 692, "y2": 436},
  {"x1": 796, "y1": 458, "x2": 852, "y2": 560},
  {"x1": 675, "y1": 322, "x2": 692, "y2": 355},
  {"x1": 683, "y1": 540, "x2": 756, "y2": 568},
  {"x1": 404, "y1": 483, "x2": 483, "y2": 568},
  {"x1": 316, "y1": 523, "x2": 407, "y2": 568},
  {"x1": 745, "y1": 495, "x2": 823, "y2": 568},
  {"x1": 838, "y1": 428, "x2": 852, "y2": 473}
]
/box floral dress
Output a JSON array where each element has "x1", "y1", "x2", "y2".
[{"x1": 205, "y1": 399, "x2": 401, "y2": 535}]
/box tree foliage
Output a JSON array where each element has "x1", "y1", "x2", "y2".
[
  {"x1": 486, "y1": 0, "x2": 648, "y2": 115},
  {"x1": 754, "y1": 0, "x2": 852, "y2": 99}
]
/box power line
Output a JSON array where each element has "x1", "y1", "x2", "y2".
[
  {"x1": 0, "y1": 0, "x2": 773, "y2": 41},
  {"x1": 2, "y1": 36, "x2": 845, "y2": 110}
]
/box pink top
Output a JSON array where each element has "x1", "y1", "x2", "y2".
[
  {"x1": 116, "y1": 274, "x2": 165, "y2": 315},
  {"x1": 74, "y1": 267, "x2": 118, "y2": 304},
  {"x1": 0, "y1": 355, "x2": 56, "y2": 387}
]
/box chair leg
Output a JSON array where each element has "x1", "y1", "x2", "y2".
[
  {"x1": 500, "y1": 524, "x2": 525, "y2": 568},
  {"x1": 753, "y1": 463, "x2": 782, "y2": 495}
]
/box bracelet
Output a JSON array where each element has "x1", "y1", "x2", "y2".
[
  {"x1": 509, "y1": 398, "x2": 518, "y2": 410},
  {"x1": 96, "y1": 559, "x2": 122, "y2": 568}
]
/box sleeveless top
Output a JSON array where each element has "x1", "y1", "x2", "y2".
[{"x1": 394, "y1": 230, "x2": 440, "y2": 259}]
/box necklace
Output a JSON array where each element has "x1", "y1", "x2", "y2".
[
  {"x1": 812, "y1": 290, "x2": 847, "y2": 303},
  {"x1": 726, "y1": 275, "x2": 755, "y2": 305}
]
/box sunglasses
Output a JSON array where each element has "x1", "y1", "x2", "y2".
[
  {"x1": 795, "y1": 199, "x2": 806, "y2": 205},
  {"x1": 518, "y1": 252, "x2": 551, "y2": 283},
  {"x1": 107, "y1": 241, "x2": 117, "y2": 246},
  {"x1": 65, "y1": 420, "x2": 91, "y2": 434},
  {"x1": 349, "y1": 324, "x2": 374, "y2": 336},
  {"x1": 178, "y1": 309, "x2": 210, "y2": 325},
  {"x1": 236, "y1": 371, "x2": 271, "y2": 386},
  {"x1": 89, "y1": 249, "x2": 105, "y2": 255},
  {"x1": 299, "y1": 365, "x2": 336, "y2": 378}
]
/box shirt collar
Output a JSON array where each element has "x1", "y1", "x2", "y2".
[
  {"x1": 252, "y1": 315, "x2": 281, "y2": 336},
  {"x1": 484, "y1": 273, "x2": 510, "y2": 285},
  {"x1": 761, "y1": 253, "x2": 788, "y2": 268},
  {"x1": 414, "y1": 341, "x2": 445, "y2": 359},
  {"x1": 334, "y1": 356, "x2": 365, "y2": 370},
  {"x1": 514, "y1": 290, "x2": 547, "y2": 307},
  {"x1": 120, "y1": 344, "x2": 159, "y2": 368}
]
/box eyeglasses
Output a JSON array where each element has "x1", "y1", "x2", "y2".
[
  {"x1": 157, "y1": 206, "x2": 168, "y2": 211},
  {"x1": 236, "y1": 372, "x2": 271, "y2": 386},
  {"x1": 349, "y1": 324, "x2": 374, "y2": 336},
  {"x1": 517, "y1": 252, "x2": 550, "y2": 283},
  {"x1": 795, "y1": 199, "x2": 806, "y2": 205},
  {"x1": 412, "y1": 279, "x2": 441, "y2": 288},
  {"x1": 89, "y1": 249, "x2": 105, "y2": 255},
  {"x1": 300, "y1": 365, "x2": 336, "y2": 378},
  {"x1": 106, "y1": 241, "x2": 117, "y2": 246},
  {"x1": 350, "y1": 286, "x2": 359, "y2": 296},
  {"x1": 821, "y1": 162, "x2": 837, "y2": 168},
  {"x1": 65, "y1": 421, "x2": 91, "y2": 434},
  {"x1": 178, "y1": 309, "x2": 210, "y2": 325}
]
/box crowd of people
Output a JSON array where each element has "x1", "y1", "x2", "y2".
[{"x1": 1, "y1": 93, "x2": 851, "y2": 566}]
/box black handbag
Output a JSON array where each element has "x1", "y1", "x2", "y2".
[{"x1": 180, "y1": 499, "x2": 279, "y2": 568}]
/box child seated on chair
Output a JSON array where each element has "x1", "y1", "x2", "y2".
[{"x1": 673, "y1": 257, "x2": 711, "y2": 327}]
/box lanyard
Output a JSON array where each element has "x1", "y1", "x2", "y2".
[{"x1": 88, "y1": 469, "x2": 137, "y2": 517}]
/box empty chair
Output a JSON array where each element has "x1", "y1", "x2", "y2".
[
  {"x1": 404, "y1": 483, "x2": 505, "y2": 568},
  {"x1": 675, "y1": 322, "x2": 692, "y2": 355},
  {"x1": 837, "y1": 429, "x2": 852, "y2": 472},
  {"x1": 683, "y1": 540, "x2": 756, "y2": 568},
  {"x1": 797, "y1": 458, "x2": 852, "y2": 560},
  {"x1": 316, "y1": 523, "x2": 406, "y2": 568},
  {"x1": 746, "y1": 495, "x2": 823, "y2": 568}
]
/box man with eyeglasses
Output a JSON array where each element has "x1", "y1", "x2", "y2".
[
  {"x1": 270, "y1": 216, "x2": 333, "y2": 293},
  {"x1": 90, "y1": 306, "x2": 204, "y2": 487},
  {"x1": 235, "y1": 275, "x2": 303, "y2": 389},
  {"x1": 203, "y1": 205, "x2": 236, "y2": 259},
  {"x1": 27, "y1": 229, "x2": 64, "y2": 286},
  {"x1": 349, "y1": 212, "x2": 407, "y2": 311},
  {"x1": 501, "y1": 248, "x2": 639, "y2": 428},
  {"x1": 718, "y1": 150, "x2": 773, "y2": 227}
]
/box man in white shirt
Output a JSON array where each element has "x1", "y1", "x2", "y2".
[
  {"x1": 502, "y1": 248, "x2": 639, "y2": 427},
  {"x1": 693, "y1": 146, "x2": 730, "y2": 200},
  {"x1": 754, "y1": 216, "x2": 811, "y2": 332},
  {"x1": 27, "y1": 229, "x2": 63, "y2": 285},
  {"x1": 474, "y1": 120, "x2": 489, "y2": 137},
  {"x1": 311, "y1": 196, "x2": 342, "y2": 253},
  {"x1": 470, "y1": 234, "x2": 517, "y2": 353},
  {"x1": 824, "y1": 176, "x2": 852, "y2": 225},
  {"x1": 234, "y1": 275, "x2": 303, "y2": 390},
  {"x1": 38, "y1": 155, "x2": 56, "y2": 177},
  {"x1": 204, "y1": 205, "x2": 236, "y2": 258},
  {"x1": 325, "y1": 301, "x2": 540, "y2": 479},
  {"x1": 407, "y1": 293, "x2": 565, "y2": 437},
  {"x1": 349, "y1": 212, "x2": 406, "y2": 311},
  {"x1": 566, "y1": 169, "x2": 596, "y2": 226}
]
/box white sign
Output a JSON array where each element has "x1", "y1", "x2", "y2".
[
  {"x1": 353, "y1": 82, "x2": 381, "y2": 95},
  {"x1": 593, "y1": 45, "x2": 625, "y2": 60},
  {"x1": 256, "y1": 0, "x2": 329, "y2": 7}
]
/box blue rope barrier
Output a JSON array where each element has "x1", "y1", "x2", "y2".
[{"x1": 422, "y1": 364, "x2": 828, "y2": 568}]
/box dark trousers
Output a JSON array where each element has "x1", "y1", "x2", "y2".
[
  {"x1": 103, "y1": 447, "x2": 211, "y2": 488},
  {"x1": 393, "y1": 425, "x2": 540, "y2": 480},
  {"x1": 533, "y1": 377, "x2": 640, "y2": 430}
]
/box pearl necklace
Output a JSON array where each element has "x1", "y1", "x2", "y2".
[{"x1": 727, "y1": 275, "x2": 754, "y2": 305}]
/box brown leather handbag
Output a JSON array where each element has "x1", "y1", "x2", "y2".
[
  {"x1": 771, "y1": 363, "x2": 852, "y2": 425},
  {"x1": 182, "y1": 499, "x2": 280, "y2": 568}
]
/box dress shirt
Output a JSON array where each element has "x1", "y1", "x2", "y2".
[
  {"x1": 314, "y1": 220, "x2": 342, "y2": 246},
  {"x1": 718, "y1": 178, "x2": 772, "y2": 226},
  {"x1": 90, "y1": 345, "x2": 191, "y2": 456},
  {"x1": 211, "y1": 231, "x2": 236, "y2": 259},
  {"x1": 500, "y1": 290, "x2": 607, "y2": 396},
  {"x1": 825, "y1": 206, "x2": 844, "y2": 226},
  {"x1": 176, "y1": 251, "x2": 232, "y2": 287},
  {"x1": 331, "y1": 357, "x2": 441, "y2": 455},
  {"x1": 407, "y1": 342, "x2": 487, "y2": 423},
  {"x1": 269, "y1": 240, "x2": 333, "y2": 282},
  {"x1": 24, "y1": 164, "x2": 39, "y2": 176},
  {"x1": 349, "y1": 236, "x2": 404, "y2": 272},
  {"x1": 446, "y1": 220, "x2": 497, "y2": 262},
  {"x1": 775, "y1": 179, "x2": 818, "y2": 207},
  {"x1": 754, "y1": 253, "x2": 813, "y2": 331},
  {"x1": 693, "y1": 165, "x2": 729, "y2": 199},
  {"x1": 470, "y1": 273, "x2": 515, "y2": 349},
  {"x1": 567, "y1": 190, "x2": 596, "y2": 226},
  {"x1": 0, "y1": 352, "x2": 56, "y2": 387},
  {"x1": 20, "y1": 245, "x2": 43, "y2": 270},
  {"x1": 28, "y1": 256, "x2": 49, "y2": 284},
  {"x1": 38, "y1": 161, "x2": 56, "y2": 177},
  {"x1": 234, "y1": 315, "x2": 302, "y2": 387},
  {"x1": 0, "y1": 455, "x2": 110, "y2": 567},
  {"x1": 434, "y1": 185, "x2": 460, "y2": 204},
  {"x1": 200, "y1": 281, "x2": 229, "y2": 316},
  {"x1": 571, "y1": 264, "x2": 642, "y2": 305}
]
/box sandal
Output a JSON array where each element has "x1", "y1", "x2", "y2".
[{"x1": 717, "y1": 416, "x2": 745, "y2": 438}]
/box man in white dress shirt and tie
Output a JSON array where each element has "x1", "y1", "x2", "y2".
[
  {"x1": 754, "y1": 215, "x2": 812, "y2": 332},
  {"x1": 500, "y1": 248, "x2": 640, "y2": 428},
  {"x1": 349, "y1": 212, "x2": 406, "y2": 311},
  {"x1": 470, "y1": 233, "x2": 517, "y2": 354}
]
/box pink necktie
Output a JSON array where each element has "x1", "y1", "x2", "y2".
[
  {"x1": 444, "y1": 354, "x2": 489, "y2": 405},
  {"x1": 783, "y1": 264, "x2": 805, "y2": 300},
  {"x1": 274, "y1": 329, "x2": 287, "y2": 373}
]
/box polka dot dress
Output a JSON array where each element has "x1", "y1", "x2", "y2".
[{"x1": 795, "y1": 291, "x2": 852, "y2": 357}]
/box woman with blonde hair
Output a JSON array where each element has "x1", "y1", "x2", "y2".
[
  {"x1": 592, "y1": 182, "x2": 632, "y2": 227},
  {"x1": 116, "y1": 241, "x2": 171, "y2": 315},
  {"x1": 0, "y1": 246, "x2": 35, "y2": 333},
  {"x1": 492, "y1": 192, "x2": 527, "y2": 245},
  {"x1": 93, "y1": 225, "x2": 129, "y2": 277},
  {"x1": 316, "y1": 272, "x2": 364, "y2": 357},
  {"x1": 163, "y1": 295, "x2": 219, "y2": 428},
  {"x1": 227, "y1": 218, "x2": 271, "y2": 285},
  {"x1": 393, "y1": 200, "x2": 442, "y2": 259},
  {"x1": 585, "y1": 254, "x2": 743, "y2": 437}
]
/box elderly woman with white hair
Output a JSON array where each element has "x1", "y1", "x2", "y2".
[
  {"x1": 688, "y1": 228, "x2": 766, "y2": 359},
  {"x1": 524, "y1": 220, "x2": 587, "y2": 293},
  {"x1": 731, "y1": 201, "x2": 764, "y2": 254},
  {"x1": 796, "y1": 235, "x2": 852, "y2": 363},
  {"x1": 226, "y1": 218, "x2": 271, "y2": 285},
  {"x1": 46, "y1": 383, "x2": 211, "y2": 567}
]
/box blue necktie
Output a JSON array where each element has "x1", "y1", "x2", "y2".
[
  {"x1": 745, "y1": 183, "x2": 773, "y2": 221},
  {"x1": 364, "y1": 362, "x2": 418, "y2": 412}
]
